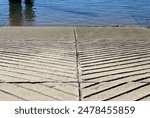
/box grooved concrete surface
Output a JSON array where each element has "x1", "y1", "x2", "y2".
[{"x1": 0, "y1": 27, "x2": 150, "y2": 101}]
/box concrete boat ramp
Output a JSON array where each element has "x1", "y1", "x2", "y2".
[{"x1": 0, "y1": 26, "x2": 150, "y2": 101}]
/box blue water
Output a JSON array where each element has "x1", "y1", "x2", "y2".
[{"x1": 0, "y1": 0, "x2": 150, "y2": 26}]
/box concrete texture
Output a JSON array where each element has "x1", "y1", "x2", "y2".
[{"x1": 0, "y1": 26, "x2": 150, "y2": 101}]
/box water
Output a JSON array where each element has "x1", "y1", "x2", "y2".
[{"x1": 0, "y1": 0, "x2": 150, "y2": 26}]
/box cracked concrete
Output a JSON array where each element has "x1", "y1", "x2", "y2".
[{"x1": 0, "y1": 26, "x2": 150, "y2": 101}]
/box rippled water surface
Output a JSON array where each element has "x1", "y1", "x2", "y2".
[{"x1": 0, "y1": 0, "x2": 150, "y2": 26}]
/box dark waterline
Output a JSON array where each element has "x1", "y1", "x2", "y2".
[{"x1": 0, "y1": 0, "x2": 150, "y2": 26}]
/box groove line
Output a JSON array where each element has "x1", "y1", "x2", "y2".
[{"x1": 74, "y1": 28, "x2": 82, "y2": 101}]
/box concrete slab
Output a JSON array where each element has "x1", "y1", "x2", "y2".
[
  {"x1": 0, "y1": 83, "x2": 78, "y2": 101},
  {"x1": 0, "y1": 27, "x2": 77, "y2": 83},
  {"x1": 0, "y1": 27, "x2": 79, "y2": 101},
  {"x1": 76, "y1": 27, "x2": 150, "y2": 101},
  {"x1": 81, "y1": 73, "x2": 150, "y2": 96},
  {"x1": 81, "y1": 82, "x2": 149, "y2": 101},
  {"x1": 111, "y1": 84, "x2": 150, "y2": 101},
  {"x1": 0, "y1": 26, "x2": 150, "y2": 101}
]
